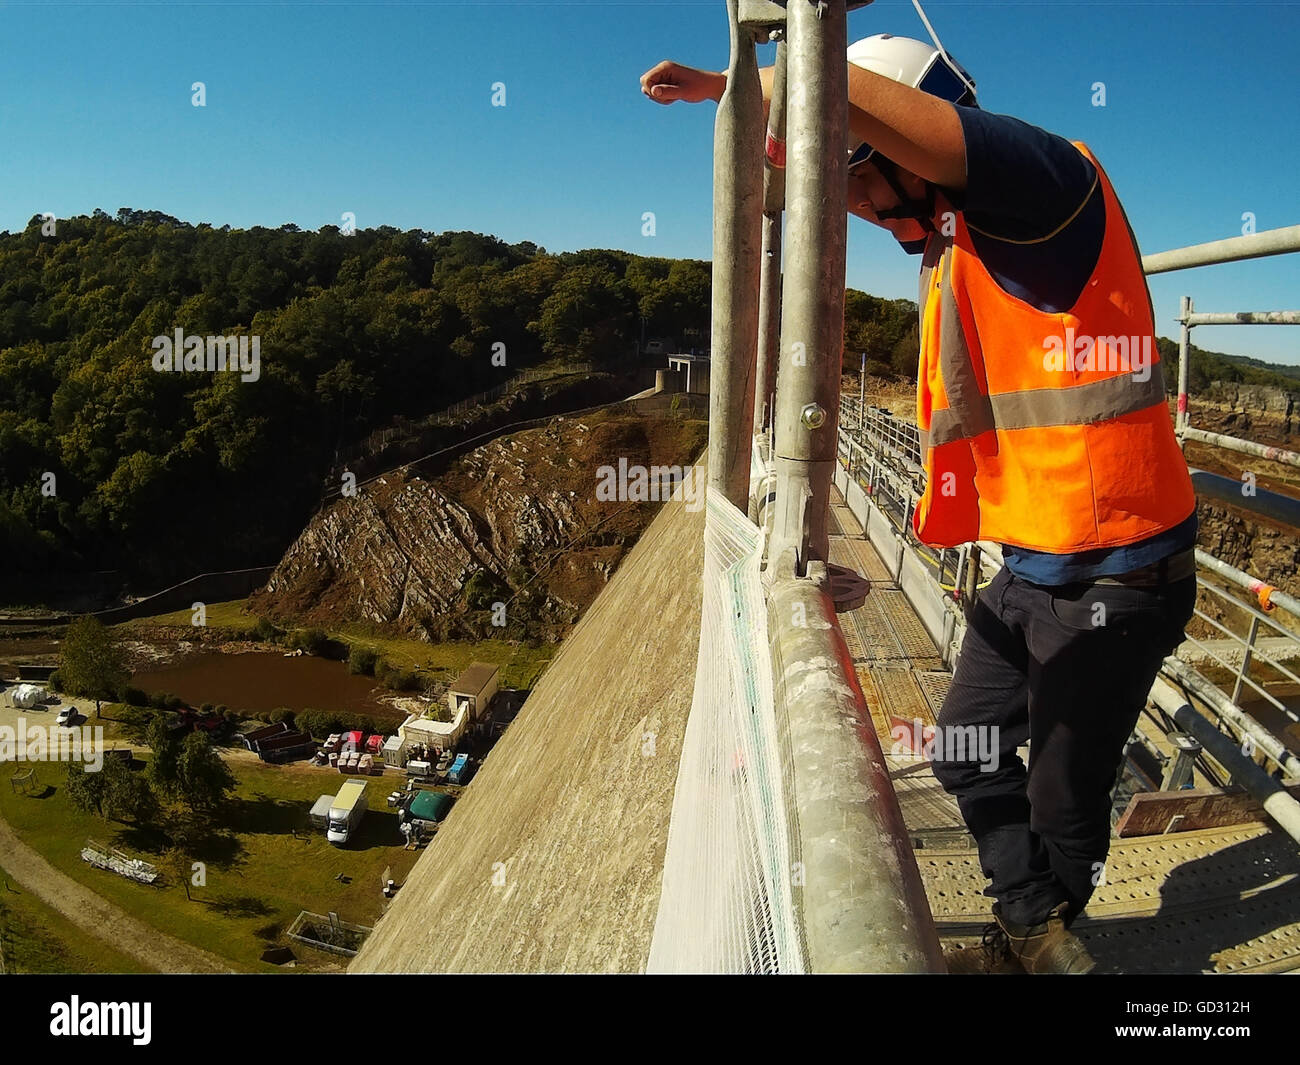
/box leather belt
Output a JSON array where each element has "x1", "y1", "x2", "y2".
[{"x1": 1094, "y1": 547, "x2": 1196, "y2": 587}]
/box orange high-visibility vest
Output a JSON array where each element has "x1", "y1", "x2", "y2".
[{"x1": 911, "y1": 143, "x2": 1195, "y2": 551}]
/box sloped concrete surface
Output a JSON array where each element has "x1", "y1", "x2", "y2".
[{"x1": 351, "y1": 466, "x2": 705, "y2": 973}]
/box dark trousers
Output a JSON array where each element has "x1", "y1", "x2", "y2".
[{"x1": 930, "y1": 565, "x2": 1197, "y2": 928}]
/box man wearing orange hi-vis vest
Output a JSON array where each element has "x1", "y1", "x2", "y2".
[{"x1": 643, "y1": 26, "x2": 1198, "y2": 974}]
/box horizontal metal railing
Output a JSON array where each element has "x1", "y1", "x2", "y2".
[
  {"x1": 1149, "y1": 226, "x2": 1300, "y2": 466},
  {"x1": 836, "y1": 396, "x2": 1300, "y2": 784},
  {"x1": 1142, "y1": 224, "x2": 1300, "y2": 275}
]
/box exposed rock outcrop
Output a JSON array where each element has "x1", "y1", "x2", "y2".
[{"x1": 249, "y1": 410, "x2": 707, "y2": 639}]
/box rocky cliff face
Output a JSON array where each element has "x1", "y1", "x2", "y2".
[
  {"x1": 1199, "y1": 383, "x2": 1296, "y2": 426},
  {"x1": 1185, "y1": 397, "x2": 1300, "y2": 594},
  {"x1": 250, "y1": 410, "x2": 707, "y2": 639},
  {"x1": 1197, "y1": 501, "x2": 1300, "y2": 592},
  {"x1": 253, "y1": 476, "x2": 496, "y2": 628}
]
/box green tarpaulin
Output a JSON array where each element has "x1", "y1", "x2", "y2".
[{"x1": 408, "y1": 790, "x2": 453, "y2": 823}]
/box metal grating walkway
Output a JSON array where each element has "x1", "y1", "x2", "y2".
[
  {"x1": 924, "y1": 824, "x2": 1300, "y2": 973},
  {"x1": 828, "y1": 484, "x2": 1300, "y2": 973}
]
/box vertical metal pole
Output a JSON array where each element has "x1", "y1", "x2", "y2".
[
  {"x1": 963, "y1": 544, "x2": 980, "y2": 614},
  {"x1": 1177, "y1": 295, "x2": 1192, "y2": 435},
  {"x1": 1161, "y1": 733, "x2": 1202, "y2": 790},
  {"x1": 753, "y1": 39, "x2": 787, "y2": 444},
  {"x1": 709, "y1": 0, "x2": 764, "y2": 509},
  {"x1": 859, "y1": 352, "x2": 865, "y2": 413},
  {"x1": 1232, "y1": 613, "x2": 1260, "y2": 707},
  {"x1": 769, "y1": 0, "x2": 848, "y2": 574}
]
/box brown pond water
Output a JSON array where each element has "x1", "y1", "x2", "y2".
[{"x1": 131, "y1": 651, "x2": 401, "y2": 725}]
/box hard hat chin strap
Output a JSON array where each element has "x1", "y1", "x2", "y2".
[{"x1": 871, "y1": 157, "x2": 938, "y2": 234}]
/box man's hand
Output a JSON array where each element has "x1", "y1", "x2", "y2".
[{"x1": 641, "y1": 61, "x2": 726, "y2": 105}]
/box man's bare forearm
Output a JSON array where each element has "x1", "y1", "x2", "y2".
[
  {"x1": 726, "y1": 62, "x2": 966, "y2": 190},
  {"x1": 846, "y1": 65, "x2": 966, "y2": 189}
]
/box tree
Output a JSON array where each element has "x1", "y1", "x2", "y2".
[
  {"x1": 145, "y1": 715, "x2": 182, "y2": 796},
  {"x1": 57, "y1": 616, "x2": 129, "y2": 719},
  {"x1": 535, "y1": 264, "x2": 635, "y2": 363},
  {"x1": 65, "y1": 761, "x2": 107, "y2": 816},
  {"x1": 890, "y1": 321, "x2": 920, "y2": 378},
  {"x1": 175, "y1": 732, "x2": 236, "y2": 814},
  {"x1": 160, "y1": 847, "x2": 197, "y2": 901},
  {"x1": 101, "y1": 757, "x2": 157, "y2": 824}
]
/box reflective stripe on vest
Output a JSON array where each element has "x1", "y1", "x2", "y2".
[{"x1": 912, "y1": 142, "x2": 1195, "y2": 551}]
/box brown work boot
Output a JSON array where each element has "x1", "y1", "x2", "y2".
[
  {"x1": 995, "y1": 902, "x2": 1096, "y2": 974},
  {"x1": 943, "y1": 921, "x2": 1026, "y2": 974}
]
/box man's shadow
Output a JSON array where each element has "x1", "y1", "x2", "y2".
[{"x1": 1073, "y1": 830, "x2": 1300, "y2": 973}]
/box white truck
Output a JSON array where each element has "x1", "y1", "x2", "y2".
[{"x1": 326, "y1": 779, "x2": 368, "y2": 845}]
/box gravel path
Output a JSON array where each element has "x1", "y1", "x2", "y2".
[{"x1": 0, "y1": 813, "x2": 234, "y2": 974}]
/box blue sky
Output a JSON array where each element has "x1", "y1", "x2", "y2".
[{"x1": 3, "y1": 0, "x2": 1297, "y2": 363}]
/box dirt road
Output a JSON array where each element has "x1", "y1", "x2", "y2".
[{"x1": 0, "y1": 814, "x2": 234, "y2": 974}]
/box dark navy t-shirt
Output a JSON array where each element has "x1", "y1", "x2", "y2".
[{"x1": 928, "y1": 106, "x2": 1195, "y2": 584}]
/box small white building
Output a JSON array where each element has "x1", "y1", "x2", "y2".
[
  {"x1": 400, "y1": 706, "x2": 469, "y2": 755},
  {"x1": 666, "y1": 354, "x2": 710, "y2": 395},
  {"x1": 448, "y1": 662, "x2": 500, "y2": 722},
  {"x1": 380, "y1": 734, "x2": 405, "y2": 768}
]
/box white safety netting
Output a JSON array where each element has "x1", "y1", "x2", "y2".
[{"x1": 646, "y1": 488, "x2": 805, "y2": 973}]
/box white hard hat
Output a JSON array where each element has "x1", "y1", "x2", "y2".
[{"x1": 846, "y1": 34, "x2": 977, "y2": 171}]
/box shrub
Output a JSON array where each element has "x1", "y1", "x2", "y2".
[
  {"x1": 48, "y1": 669, "x2": 64, "y2": 692},
  {"x1": 290, "y1": 628, "x2": 331, "y2": 656},
  {"x1": 165, "y1": 694, "x2": 185, "y2": 711},
  {"x1": 465, "y1": 570, "x2": 507, "y2": 611},
  {"x1": 347, "y1": 646, "x2": 380, "y2": 676},
  {"x1": 116, "y1": 685, "x2": 149, "y2": 706},
  {"x1": 148, "y1": 691, "x2": 170, "y2": 710},
  {"x1": 200, "y1": 702, "x2": 215, "y2": 714},
  {"x1": 297, "y1": 708, "x2": 371, "y2": 739},
  {"x1": 268, "y1": 707, "x2": 296, "y2": 727},
  {"x1": 422, "y1": 616, "x2": 453, "y2": 642},
  {"x1": 382, "y1": 667, "x2": 420, "y2": 692},
  {"x1": 118, "y1": 704, "x2": 163, "y2": 744},
  {"x1": 253, "y1": 617, "x2": 282, "y2": 643}
]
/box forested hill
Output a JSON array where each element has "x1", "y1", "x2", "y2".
[
  {"x1": 0, "y1": 208, "x2": 908, "y2": 593},
  {"x1": 0, "y1": 210, "x2": 923, "y2": 593},
  {"x1": 0, "y1": 212, "x2": 661, "y2": 587},
  {"x1": 5, "y1": 209, "x2": 1295, "y2": 597}
]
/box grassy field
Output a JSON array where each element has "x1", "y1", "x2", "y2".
[
  {"x1": 0, "y1": 757, "x2": 422, "y2": 971},
  {"x1": 0, "y1": 861, "x2": 149, "y2": 974},
  {"x1": 124, "y1": 599, "x2": 557, "y2": 691},
  {"x1": 332, "y1": 626, "x2": 556, "y2": 690},
  {"x1": 124, "y1": 599, "x2": 259, "y2": 630}
]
